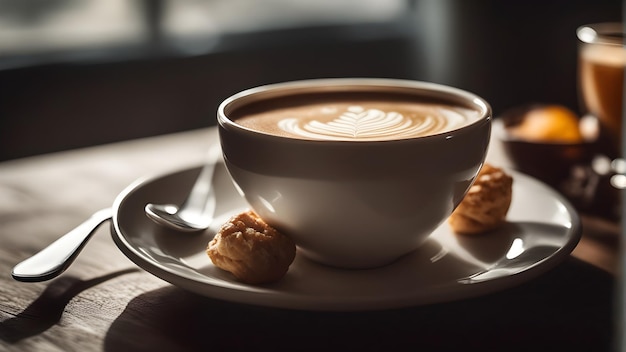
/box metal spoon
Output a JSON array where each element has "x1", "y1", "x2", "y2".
[
  {"x1": 144, "y1": 146, "x2": 220, "y2": 232},
  {"x1": 12, "y1": 208, "x2": 112, "y2": 282}
]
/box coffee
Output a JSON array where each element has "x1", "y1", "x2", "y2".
[
  {"x1": 218, "y1": 79, "x2": 491, "y2": 268},
  {"x1": 231, "y1": 93, "x2": 481, "y2": 141},
  {"x1": 577, "y1": 23, "x2": 626, "y2": 156},
  {"x1": 579, "y1": 43, "x2": 626, "y2": 150}
]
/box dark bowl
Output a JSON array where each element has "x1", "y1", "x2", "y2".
[
  {"x1": 493, "y1": 105, "x2": 597, "y2": 188},
  {"x1": 495, "y1": 105, "x2": 621, "y2": 219}
]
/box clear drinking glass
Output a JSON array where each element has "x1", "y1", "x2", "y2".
[
  {"x1": 577, "y1": 22, "x2": 626, "y2": 160},
  {"x1": 577, "y1": 23, "x2": 626, "y2": 350}
]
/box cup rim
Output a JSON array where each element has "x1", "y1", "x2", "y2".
[
  {"x1": 577, "y1": 22, "x2": 624, "y2": 46},
  {"x1": 217, "y1": 78, "x2": 492, "y2": 143}
]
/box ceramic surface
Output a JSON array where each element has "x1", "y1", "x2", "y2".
[
  {"x1": 218, "y1": 78, "x2": 492, "y2": 268},
  {"x1": 111, "y1": 164, "x2": 581, "y2": 311}
]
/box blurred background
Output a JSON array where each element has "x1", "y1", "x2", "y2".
[{"x1": 0, "y1": 0, "x2": 621, "y2": 161}]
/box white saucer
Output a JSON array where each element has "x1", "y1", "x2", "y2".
[{"x1": 111, "y1": 163, "x2": 581, "y2": 311}]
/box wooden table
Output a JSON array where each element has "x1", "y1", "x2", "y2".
[{"x1": 0, "y1": 128, "x2": 619, "y2": 351}]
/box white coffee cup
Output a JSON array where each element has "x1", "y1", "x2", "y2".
[{"x1": 218, "y1": 78, "x2": 491, "y2": 268}]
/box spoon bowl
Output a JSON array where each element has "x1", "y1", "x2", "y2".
[
  {"x1": 145, "y1": 146, "x2": 220, "y2": 232},
  {"x1": 145, "y1": 202, "x2": 212, "y2": 232}
]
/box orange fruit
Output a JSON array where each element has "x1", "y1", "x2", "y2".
[{"x1": 509, "y1": 105, "x2": 582, "y2": 143}]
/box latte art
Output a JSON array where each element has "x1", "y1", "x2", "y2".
[
  {"x1": 278, "y1": 105, "x2": 474, "y2": 141},
  {"x1": 232, "y1": 97, "x2": 481, "y2": 141}
]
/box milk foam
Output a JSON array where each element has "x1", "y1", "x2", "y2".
[
  {"x1": 276, "y1": 105, "x2": 475, "y2": 141},
  {"x1": 582, "y1": 44, "x2": 626, "y2": 67}
]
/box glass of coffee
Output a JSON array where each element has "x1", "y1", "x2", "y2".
[
  {"x1": 217, "y1": 78, "x2": 491, "y2": 269},
  {"x1": 577, "y1": 22, "x2": 626, "y2": 159}
]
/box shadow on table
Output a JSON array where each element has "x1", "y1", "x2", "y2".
[
  {"x1": 0, "y1": 268, "x2": 138, "y2": 344},
  {"x1": 104, "y1": 257, "x2": 614, "y2": 352}
]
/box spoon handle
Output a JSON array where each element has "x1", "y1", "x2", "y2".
[{"x1": 12, "y1": 208, "x2": 112, "y2": 282}]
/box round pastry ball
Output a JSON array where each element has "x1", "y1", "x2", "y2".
[
  {"x1": 449, "y1": 164, "x2": 513, "y2": 235},
  {"x1": 207, "y1": 211, "x2": 296, "y2": 284}
]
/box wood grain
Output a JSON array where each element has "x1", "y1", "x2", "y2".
[{"x1": 0, "y1": 127, "x2": 618, "y2": 352}]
